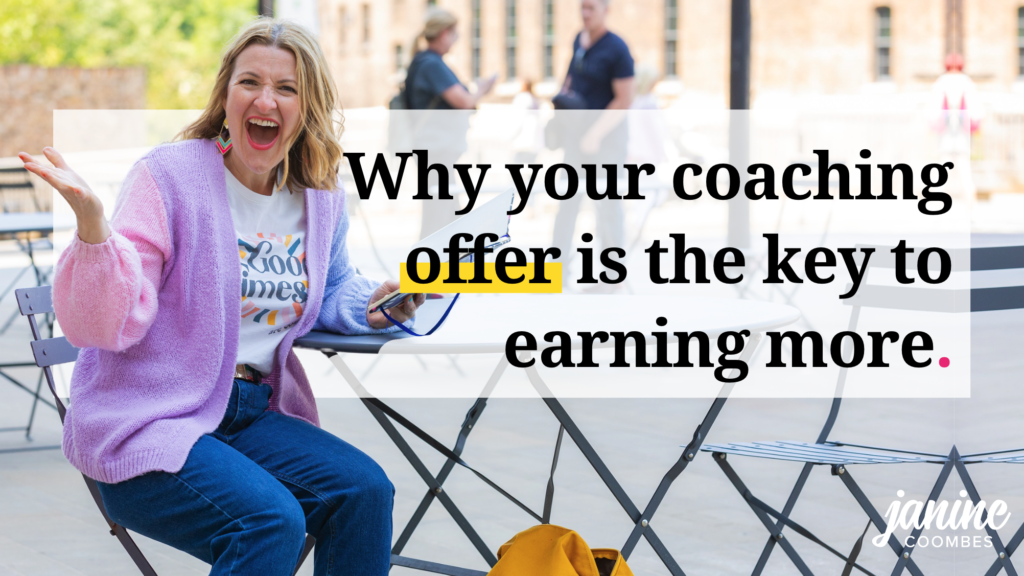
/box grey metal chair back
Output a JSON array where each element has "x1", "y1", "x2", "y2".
[
  {"x1": 948, "y1": 245, "x2": 1024, "y2": 576},
  {"x1": 16, "y1": 285, "x2": 314, "y2": 576},
  {"x1": 814, "y1": 244, "x2": 972, "y2": 445},
  {"x1": 702, "y1": 244, "x2": 1024, "y2": 576},
  {"x1": 814, "y1": 243, "x2": 1024, "y2": 446}
]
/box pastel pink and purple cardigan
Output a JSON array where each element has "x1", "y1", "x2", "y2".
[{"x1": 55, "y1": 138, "x2": 397, "y2": 483}]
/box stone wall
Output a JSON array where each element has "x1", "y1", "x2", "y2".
[{"x1": 0, "y1": 66, "x2": 146, "y2": 158}]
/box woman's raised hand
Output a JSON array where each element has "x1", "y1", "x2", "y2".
[{"x1": 20, "y1": 147, "x2": 110, "y2": 244}]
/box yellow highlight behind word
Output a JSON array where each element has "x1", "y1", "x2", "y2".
[{"x1": 400, "y1": 262, "x2": 562, "y2": 293}]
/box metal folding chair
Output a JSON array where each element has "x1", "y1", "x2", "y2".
[
  {"x1": 701, "y1": 244, "x2": 1015, "y2": 576},
  {"x1": 956, "y1": 449, "x2": 1024, "y2": 576},
  {"x1": 942, "y1": 245, "x2": 1024, "y2": 576},
  {"x1": 14, "y1": 285, "x2": 315, "y2": 575},
  {"x1": 0, "y1": 216, "x2": 59, "y2": 451}
]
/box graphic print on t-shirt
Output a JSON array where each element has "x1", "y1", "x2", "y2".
[{"x1": 239, "y1": 232, "x2": 308, "y2": 333}]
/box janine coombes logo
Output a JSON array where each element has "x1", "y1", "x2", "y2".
[{"x1": 874, "y1": 490, "x2": 1011, "y2": 549}]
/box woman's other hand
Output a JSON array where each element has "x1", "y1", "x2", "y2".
[
  {"x1": 477, "y1": 73, "x2": 498, "y2": 96},
  {"x1": 20, "y1": 147, "x2": 110, "y2": 244},
  {"x1": 442, "y1": 72, "x2": 500, "y2": 110},
  {"x1": 366, "y1": 279, "x2": 425, "y2": 329}
]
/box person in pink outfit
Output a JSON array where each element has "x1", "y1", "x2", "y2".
[{"x1": 19, "y1": 18, "x2": 419, "y2": 576}]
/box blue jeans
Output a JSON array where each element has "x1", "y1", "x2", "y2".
[{"x1": 96, "y1": 379, "x2": 393, "y2": 576}]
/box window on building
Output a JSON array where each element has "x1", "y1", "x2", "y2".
[
  {"x1": 362, "y1": 4, "x2": 371, "y2": 44},
  {"x1": 665, "y1": 0, "x2": 678, "y2": 77},
  {"x1": 542, "y1": 0, "x2": 555, "y2": 79},
  {"x1": 471, "y1": 0, "x2": 481, "y2": 78},
  {"x1": 506, "y1": 1, "x2": 517, "y2": 80},
  {"x1": 1018, "y1": 7, "x2": 1024, "y2": 76},
  {"x1": 875, "y1": 6, "x2": 891, "y2": 79}
]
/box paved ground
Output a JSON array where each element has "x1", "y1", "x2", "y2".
[{"x1": 1, "y1": 220, "x2": 1022, "y2": 575}]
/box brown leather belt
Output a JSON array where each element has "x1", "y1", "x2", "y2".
[{"x1": 233, "y1": 364, "x2": 262, "y2": 383}]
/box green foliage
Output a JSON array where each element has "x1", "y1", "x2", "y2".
[{"x1": 0, "y1": 0, "x2": 258, "y2": 108}]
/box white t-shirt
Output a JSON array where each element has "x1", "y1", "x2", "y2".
[{"x1": 226, "y1": 169, "x2": 308, "y2": 374}]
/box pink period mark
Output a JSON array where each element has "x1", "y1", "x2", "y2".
[{"x1": 939, "y1": 357, "x2": 950, "y2": 368}]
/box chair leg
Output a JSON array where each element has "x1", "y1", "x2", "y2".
[
  {"x1": 111, "y1": 525, "x2": 159, "y2": 576},
  {"x1": 834, "y1": 466, "x2": 937, "y2": 576},
  {"x1": 751, "y1": 462, "x2": 816, "y2": 576},
  {"x1": 530, "y1": 374, "x2": 685, "y2": 576},
  {"x1": 879, "y1": 453, "x2": 954, "y2": 576},
  {"x1": 618, "y1": 333, "x2": 766, "y2": 565},
  {"x1": 391, "y1": 554, "x2": 488, "y2": 576},
  {"x1": 329, "y1": 352, "x2": 501, "y2": 567},
  {"x1": 81, "y1": 476, "x2": 158, "y2": 575},
  {"x1": 293, "y1": 535, "x2": 316, "y2": 576},
  {"x1": 985, "y1": 522, "x2": 1024, "y2": 576},
  {"x1": 392, "y1": 397, "x2": 491, "y2": 556},
  {"x1": 541, "y1": 425, "x2": 565, "y2": 524},
  {"x1": 952, "y1": 454, "x2": 1018, "y2": 576},
  {"x1": 360, "y1": 397, "x2": 498, "y2": 566},
  {"x1": 25, "y1": 369, "x2": 45, "y2": 439},
  {"x1": 712, "y1": 454, "x2": 815, "y2": 576}
]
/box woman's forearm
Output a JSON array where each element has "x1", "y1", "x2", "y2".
[
  {"x1": 55, "y1": 161, "x2": 170, "y2": 351},
  {"x1": 75, "y1": 216, "x2": 111, "y2": 245},
  {"x1": 313, "y1": 198, "x2": 406, "y2": 335}
]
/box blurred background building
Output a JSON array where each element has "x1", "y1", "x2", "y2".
[
  {"x1": 316, "y1": 0, "x2": 1024, "y2": 108},
  {"x1": 1, "y1": 0, "x2": 1022, "y2": 193}
]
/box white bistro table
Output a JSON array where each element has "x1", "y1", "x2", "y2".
[{"x1": 295, "y1": 294, "x2": 798, "y2": 576}]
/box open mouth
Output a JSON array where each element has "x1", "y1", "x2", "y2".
[{"x1": 245, "y1": 117, "x2": 280, "y2": 150}]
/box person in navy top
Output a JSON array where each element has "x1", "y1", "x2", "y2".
[
  {"x1": 565, "y1": 25, "x2": 634, "y2": 109},
  {"x1": 406, "y1": 48, "x2": 462, "y2": 110},
  {"x1": 405, "y1": 8, "x2": 495, "y2": 111},
  {"x1": 403, "y1": 7, "x2": 497, "y2": 238},
  {"x1": 552, "y1": 0, "x2": 635, "y2": 289}
]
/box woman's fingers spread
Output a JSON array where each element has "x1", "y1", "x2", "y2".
[
  {"x1": 36, "y1": 170, "x2": 65, "y2": 191},
  {"x1": 46, "y1": 170, "x2": 82, "y2": 195},
  {"x1": 43, "y1": 171, "x2": 74, "y2": 193},
  {"x1": 21, "y1": 162, "x2": 44, "y2": 177},
  {"x1": 42, "y1": 147, "x2": 69, "y2": 169}
]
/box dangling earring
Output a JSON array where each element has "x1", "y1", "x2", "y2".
[{"x1": 216, "y1": 118, "x2": 233, "y2": 154}]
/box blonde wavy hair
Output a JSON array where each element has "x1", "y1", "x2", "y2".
[
  {"x1": 410, "y1": 8, "x2": 458, "y2": 59},
  {"x1": 177, "y1": 17, "x2": 343, "y2": 192}
]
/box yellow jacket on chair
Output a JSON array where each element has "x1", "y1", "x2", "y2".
[{"x1": 488, "y1": 525, "x2": 634, "y2": 576}]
